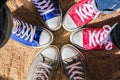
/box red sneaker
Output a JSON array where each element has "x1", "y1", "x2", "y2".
[
  {"x1": 70, "y1": 25, "x2": 115, "y2": 50},
  {"x1": 63, "y1": 0, "x2": 100, "y2": 31}
]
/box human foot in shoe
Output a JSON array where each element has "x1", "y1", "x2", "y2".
[
  {"x1": 11, "y1": 18, "x2": 53, "y2": 48},
  {"x1": 61, "y1": 44, "x2": 90, "y2": 80},
  {"x1": 32, "y1": 0, "x2": 62, "y2": 31},
  {"x1": 63, "y1": 0, "x2": 100, "y2": 31},
  {"x1": 70, "y1": 25, "x2": 115, "y2": 50},
  {"x1": 27, "y1": 45, "x2": 59, "y2": 80}
]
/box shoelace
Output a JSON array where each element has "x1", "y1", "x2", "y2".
[
  {"x1": 89, "y1": 25, "x2": 113, "y2": 50},
  {"x1": 12, "y1": 19, "x2": 36, "y2": 42},
  {"x1": 32, "y1": 0, "x2": 55, "y2": 15},
  {"x1": 34, "y1": 62, "x2": 52, "y2": 80},
  {"x1": 75, "y1": 1, "x2": 100, "y2": 22},
  {"x1": 66, "y1": 61, "x2": 84, "y2": 80}
]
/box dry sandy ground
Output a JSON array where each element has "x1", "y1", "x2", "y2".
[{"x1": 1, "y1": 0, "x2": 120, "y2": 80}]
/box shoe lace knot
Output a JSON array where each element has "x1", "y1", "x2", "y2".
[
  {"x1": 32, "y1": 0, "x2": 55, "y2": 15},
  {"x1": 66, "y1": 61, "x2": 84, "y2": 80},
  {"x1": 12, "y1": 19, "x2": 36, "y2": 42},
  {"x1": 34, "y1": 62, "x2": 52, "y2": 80},
  {"x1": 75, "y1": 1, "x2": 100, "y2": 22},
  {"x1": 89, "y1": 25, "x2": 113, "y2": 50}
]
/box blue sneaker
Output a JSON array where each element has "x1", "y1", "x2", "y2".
[
  {"x1": 11, "y1": 18, "x2": 54, "y2": 48},
  {"x1": 32, "y1": 0, "x2": 62, "y2": 31}
]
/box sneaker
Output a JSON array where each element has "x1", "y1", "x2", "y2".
[
  {"x1": 63, "y1": 0, "x2": 100, "y2": 31},
  {"x1": 61, "y1": 44, "x2": 90, "y2": 80},
  {"x1": 0, "y1": 2, "x2": 13, "y2": 48},
  {"x1": 70, "y1": 25, "x2": 115, "y2": 50},
  {"x1": 10, "y1": 18, "x2": 53, "y2": 48},
  {"x1": 32, "y1": 0, "x2": 62, "y2": 31},
  {"x1": 27, "y1": 45, "x2": 59, "y2": 80}
]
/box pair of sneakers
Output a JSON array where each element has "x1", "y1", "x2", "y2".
[
  {"x1": 27, "y1": 44, "x2": 90, "y2": 80},
  {"x1": 0, "y1": 0, "x2": 61, "y2": 48},
  {"x1": 62, "y1": 0, "x2": 116, "y2": 50},
  {"x1": 10, "y1": 0, "x2": 62, "y2": 47}
]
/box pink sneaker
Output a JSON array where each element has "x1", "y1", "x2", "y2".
[
  {"x1": 70, "y1": 25, "x2": 115, "y2": 50},
  {"x1": 63, "y1": 0, "x2": 100, "y2": 31}
]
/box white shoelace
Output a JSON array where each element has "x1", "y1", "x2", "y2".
[
  {"x1": 75, "y1": 2, "x2": 100, "y2": 22},
  {"x1": 12, "y1": 19, "x2": 36, "y2": 42},
  {"x1": 32, "y1": 0, "x2": 55, "y2": 15},
  {"x1": 66, "y1": 61, "x2": 84, "y2": 80},
  {"x1": 89, "y1": 25, "x2": 113, "y2": 50},
  {"x1": 34, "y1": 62, "x2": 52, "y2": 80}
]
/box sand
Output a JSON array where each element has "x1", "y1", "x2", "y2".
[{"x1": 1, "y1": 0, "x2": 120, "y2": 80}]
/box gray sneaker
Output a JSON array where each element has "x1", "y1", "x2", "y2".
[
  {"x1": 27, "y1": 45, "x2": 59, "y2": 80},
  {"x1": 61, "y1": 44, "x2": 90, "y2": 80}
]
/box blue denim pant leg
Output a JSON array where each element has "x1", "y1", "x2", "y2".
[{"x1": 95, "y1": 0, "x2": 120, "y2": 13}]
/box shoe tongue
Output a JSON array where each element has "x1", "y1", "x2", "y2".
[
  {"x1": 42, "y1": 55, "x2": 56, "y2": 68},
  {"x1": 43, "y1": 56, "x2": 51, "y2": 64},
  {"x1": 64, "y1": 58, "x2": 85, "y2": 79},
  {"x1": 64, "y1": 56, "x2": 78, "y2": 65}
]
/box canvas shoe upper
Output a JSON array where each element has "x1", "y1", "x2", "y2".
[
  {"x1": 70, "y1": 25, "x2": 115, "y2": 50},
  {"x1": 63, "y1": 0, "x2": 100, "y2": 31},
  {"x1": 0, "y1": 2, "x2": 13, "y2": 48},
  {"x1": 10, "y1": 18, "x2": 53, "y2": 48},
  {"x1": 32, "y1": 0, "x2": 62, "y2": 31},
  {"x1": 61, "y1": 44, "x2": 90, "y2": 80},
  {"x1": 27, "y1": 45, "x2": 59, "y2": 80}
]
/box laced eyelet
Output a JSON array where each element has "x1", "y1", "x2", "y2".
[{"x1": 12, "y1": 19, "x2": 36, "y2": 42}]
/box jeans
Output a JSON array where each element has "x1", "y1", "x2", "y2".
[{"x1": 95, "y1": 0, "x2": 120, "y2": 13}]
